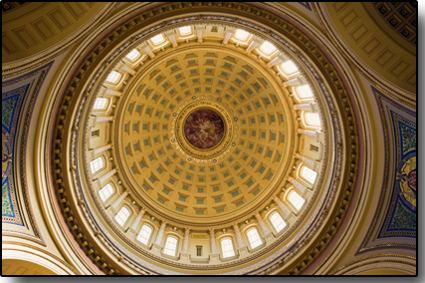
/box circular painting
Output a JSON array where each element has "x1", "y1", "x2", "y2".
[{"x1": 184, "y1": 108, "x2": 225, "y2": 150}]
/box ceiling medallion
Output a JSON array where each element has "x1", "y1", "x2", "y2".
[{"x1": 170, "y1": 95, "x2": 238, "y2": 164}]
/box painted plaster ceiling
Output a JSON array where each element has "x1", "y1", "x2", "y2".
[{"x1": 118, "y1": 47, "x2": 291, "y2": 222}]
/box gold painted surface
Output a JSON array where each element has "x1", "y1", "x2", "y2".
[
  {"x1": 322, "y1": 2, "x2": 416, "y2": 94},
  {"x1": 49, "y1": 2, "x2": 360, "y2": 275},
  {"x1": 118, "y1": 48, "x2": 290, "y2": 221}
]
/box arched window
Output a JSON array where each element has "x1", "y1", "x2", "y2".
[
  {"x1": 126, "y1": 49, "x2": 141, "y2": 61},
  {"x1": 281, "y1": 60, "x2": 298, "y2": 75},
  {"x1": 93, "y1": 98, "x2": 108, "y2": 110},
  {"x1": 259, "y1": 41, "x2": 277, "y2": 55},
  {"x1": 90, "y1": 157, "x2": 104, "y2": 174},
  {"x1": 296, "y1": 85, "x2": 314, "y2": 100},
  {"x1": 150, "y1": 34, "x2": 165, "y2": 45},
  {"x1": 269, "y1": 212, "x2": 287, "y2": 233},
  {"x1": 137, "y1": 225, "x2": 153, "y2": 245},
  {"x1": 98, "y1": 184, "x2": 114, "y2": 202},
  {"x1": 220, "y1": 238, "x2": 235, "y2": 258},
  {"x1": 114, "y1": 207, "x2": 131, "y2": 226},
  {"x1": 246, "y1": 228, "x2": 262, "y2": 249},
  {"x1": 303, "y1": 112, "x2": 321, "y2": 127},
  {"x1": 288, "y1": 191, "x2": 305, "y2": 211},
  {"x1": 234, "y1": 29, "x2": 250, "y2": 41},
  {"x1": 178, "y1": 26, "x2": 192, "y2": 35},
  {"x1": 163, "y1": 236, "x2": 178, "y2": 256},
  {"x1": 300, "y1": 166, "x2": 317, "y2": 185},
  {"x1": 106, "y1": 71, "x2": 121, "y2": 84}
]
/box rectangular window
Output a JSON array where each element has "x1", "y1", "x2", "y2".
[
  {"x1": 196, "y1": 246, "x2": 202, "y2": 256},
  {"x1": 310, "y1": 144, "x2": 319, "y2": 152},
  {"x1": 91, "y1": 130, "x2": 100, "y2": 137}
]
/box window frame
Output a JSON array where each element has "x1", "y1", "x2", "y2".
[
  {"x1": 149, "y1": 34, "x2": 166, "y2": 46},
  {"x1": 234, "y1": 29, "x2": 251, "y2": 42},
  {"x1": 114, "y1": 206, "x2": 131, "y2": 227},
  {"x1": 125, "y1": 48, "x2": 141, "y2": 61},
  {"x1": 246, "y1": 227, "x2": 263, "y2": 250},
  {"x1": 279, "y1": 60, "x2": 299, "y2": 76},
  {"x1": 90, "y1": 157, "x2": 104, "y2": 174},
  {"x1": 258, "y1": 41, "x2": 278, "y2": 57},
  {"x1": 269, "y1": 211, "x2": 287, "y2": 234},
  {"x1": 287, "y1": 190, "x2": 306, "y2": 211},
  {"x1": 137, "y1": 224, "x2": 153, "y2": 246},
  {"x1": 98, "y1": 183, "x2": 114, "y2": 203},
  {"x1": 220, "y1": 237, "x2": 236, "y2": 259},
  {"x1": 302, "y1": 112, "x2": 321, "y2": 128},
  {"x1": 178, "y1": 26, "x2": 192, "y2": 36},
  {"x1": 294, "y1": 85, "x2": 314, "y2": 101},
  {"x1": 93, "y1": 97, "x2": 109, "y2": 110},
  {"x1": 106, "y1": 70, "x2": 122, "y2": 84},
  {"x1": 163, "y1": 236, "x2": 179, "y2": 257},
  {"x1": 300, "y1": 165, "x2": 318, "y2": 185}
]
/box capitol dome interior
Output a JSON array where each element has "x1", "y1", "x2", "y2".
[{"x1": 2, "y1": 2, "x2": 417, "y2": 275}]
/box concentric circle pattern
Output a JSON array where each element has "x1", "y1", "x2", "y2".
[{"x1": 119, "y1": 48, "x2": 291, "y2": 221}]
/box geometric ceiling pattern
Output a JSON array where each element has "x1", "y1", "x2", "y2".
[
  {"x1": 121, "y1": 48, "x2": 289, "y2": 219},
  {"x1": 373, "y1": 2, "x2": 417, "y2": 45}
]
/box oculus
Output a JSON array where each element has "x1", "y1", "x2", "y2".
[{"x1": 183, "y1": 108, "x2": 225, "y2": 150}]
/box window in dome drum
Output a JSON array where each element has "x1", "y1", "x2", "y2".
[
  {"x1": 91, "y1": 130, "x2": 99, "y2": 137},
  {"x1": 197, "y1": 246, "x2": 202, "y2": 256},
  {"x1": 310, "y1": 144, "x2": 319, "y2": 152}
]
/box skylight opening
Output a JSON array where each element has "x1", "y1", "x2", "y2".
[
  {"x1": 288, "y1": 191, "x2": 305, "y2": 211},
  {"x1": 106, "y1": 71, "x2": 121, "y2": 83},
  {"x1": 93, "y1": 98, "x2": 108, "y2": 110},
  {"x1": 150, "y1": 34, "x2": 165, "y2": 45},
  {"x1": 281, "y1": 60, "x2": 298, "y2": 75},
  {"x1": 126, "y1": 49, "x2": 141, "y2": 61},
  {"x1": 296, "y1": 85, "x2": 314, "y2": 99},
  {"x1": 260, "y1": 41, "x2": 277, "y2": 55},
  {"x1": 235, "y1": 29, "x2": 250, "y2": 41},
  {"x1": 179, "y1": 26, "x2": 192, "y2": 35}
]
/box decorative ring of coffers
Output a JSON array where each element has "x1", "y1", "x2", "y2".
[
  {"x1": 50, "y1": 2, "x2": 361, "y2": 275},
  {"x1": 171, "y1": 95, "x2": 238, "y2": 163}
]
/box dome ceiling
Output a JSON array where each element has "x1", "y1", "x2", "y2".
[
  {"x1": 49, "y1": 2, "x2": 361, "y2": 275},
  {"x1": 117, "y1": 47, "x2": 292, "y2": 224}
]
